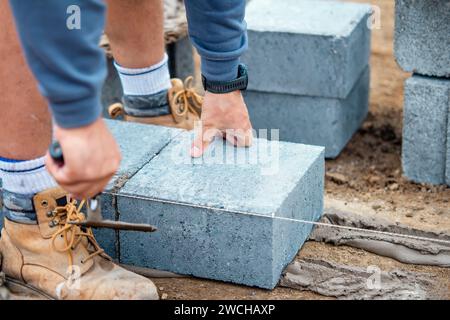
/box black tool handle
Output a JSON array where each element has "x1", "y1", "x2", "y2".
[
  {"x1": 49, "y1": 141, "x2": 64, "y2": 166},
  {"x1": 49, "y1": 140, "x2": 102, "y2": 199}
]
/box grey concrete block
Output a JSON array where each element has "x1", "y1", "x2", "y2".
[
  {"x1": 116, "y1": 133, "x2": 324, "y2": 288},
  {"x1": 104, "y1": 119, "x2": 182, "y2": 190},
  {"x1": 447, "y1": 119, "x2": 450, "y2": 186},
  {"x1": 394, "y1": 0, "x2": 450, "y2": 77},
  {"x1": 244, "y1": 67, "x2": 370, "y2": 159},
  {"x1": 402, "y1": 75, "x2": 450, "y2": 185},
  {"x1": 242, "y1": 0, "x2": 372, "y2": 98},
  {"x1": 95, "y1": 119, "x2": 182, "y2": 258}
]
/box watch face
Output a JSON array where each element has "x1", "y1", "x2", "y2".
[
  {"x1": 238, "y1": 64, "x2": 249, "y2": 91},
  {"x1": 238, "y1": 63, "x2": 248, "y2": 77}
]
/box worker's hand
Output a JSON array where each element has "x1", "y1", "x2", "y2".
[
  {"x1": 191, "y1": 90, "x2": 253, "y2": 157},
  {"x1": 46, "y1": 118, "x2": 121, "y2": 199}
]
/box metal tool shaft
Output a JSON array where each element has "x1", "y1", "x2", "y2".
[
  {"x1": 69, "y1": 220, "x2": 157, "y2": 232},
  {"x1": 49, "y1": 141, "x2": 157, "y2": 233}
]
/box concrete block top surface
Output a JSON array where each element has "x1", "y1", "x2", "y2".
[
  {"x1": 120, "y1": 132, "x2": 324, "y2": 216},
  {"x1": 105, "y1": 119, "x2": 182, "y2": 189},
  {"x1": 246, "y1": 0, "x2": 372, "y2": 37}
]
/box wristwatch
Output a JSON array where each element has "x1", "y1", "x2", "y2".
[{"x1": 202, "y1": 63, "x2": 248, "y2": 94}]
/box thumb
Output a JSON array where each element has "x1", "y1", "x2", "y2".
[{"x1": 190, "y1": 124, "x2": 220, "y2": 158}]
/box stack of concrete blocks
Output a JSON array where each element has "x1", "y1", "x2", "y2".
[
  {"x1": 96, "y1": 119, "x2": 324, "y2": 289},
  {"x1": 101, "y1": 37, "x2": 195, "y2": 118},
  {"x1": 395, "y1": 0, "x2": 450, "y2": 186},
  {"x1": 241, "y1": 0, "x2": 372, "y2": 158}
]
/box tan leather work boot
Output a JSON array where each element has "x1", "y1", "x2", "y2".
[
  {"x1": 109, "y1": 76, "x2": 203, "y2": 130},
  {"x1": 0, "y1": 187, "x2": 159, "y2": 300}
]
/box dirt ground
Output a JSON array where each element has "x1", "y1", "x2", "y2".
[
  {"x1": 5, "y1": 0, "x2": 449, "y2": 300},
  {"x1": 326, "y1": 0, "x2": 450, "y2": 234},
  {"x1": 151, "y1": 0, "x2": 450, "y2": 300}
]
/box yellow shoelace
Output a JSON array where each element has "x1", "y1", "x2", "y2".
[
  {"x1": 171, "y1": 76, "x2": 203, "y2": 118},
  {"x1": 50, "y1": 199, "x2": 104, "y2": 271},
  {"x1": 108, "y1": 76, "x2": 203, "y2": 120}
]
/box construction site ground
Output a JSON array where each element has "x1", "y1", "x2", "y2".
[{"x1": 6, "y1": 1, "x2": 449, "y2": 300}]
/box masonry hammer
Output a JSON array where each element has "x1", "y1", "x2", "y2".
[{"x1": 49, "y1": 141, "x2": 157, "y2": 233}]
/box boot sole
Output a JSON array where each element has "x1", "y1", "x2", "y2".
[{"x1": 5, "y1": 276, "x2": 54, "y2": 300}]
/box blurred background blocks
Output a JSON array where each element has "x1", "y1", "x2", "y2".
[
  {"x1": 245, "y1": 67, "x2": 370, "y2": 159},
  {"x1": 243, "y1": 0, "x2": 371, "y2": 98},
  {"x1": 394, "y1": 0, "x2": 450, "y2": 78},
  {"x1": 402, "y1": 76, "x2": 450, "y2": 186},
  {"x1": 242, "y1": 0, "x2": 372, "y2": 158},
  {"x1": 395, "y1": 0, "x2": 450, "y2": 186},
  {"x1": 447, "y1": 123, "x2": 450, "y2": 186}
]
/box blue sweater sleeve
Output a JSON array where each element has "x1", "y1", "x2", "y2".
[
  {"x1": 184, "y1": 0, "x2": 248, "y2": 82},
  {"x1": 9, "y1": 0, "x2": 106, "y2": 129}
]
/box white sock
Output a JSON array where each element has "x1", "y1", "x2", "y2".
[
  {"x1": 0, "y1": 156, "x2": 57, "y2": 195},
  {"x1": 114, "y1": 53, "x2": 172, "y2": 96}
]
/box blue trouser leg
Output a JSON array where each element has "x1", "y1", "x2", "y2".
[
  {"x1": 184, "y1": 0, "x2": 248, "y2": 82},
  {"x1": 8, "y1": 0, "x2": 247, "y2": 128},
  {"x1": 9, "y1": 0, "x2": 107, "y2": 129}
]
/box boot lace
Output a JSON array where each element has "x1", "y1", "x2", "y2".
[
  {"x1": 108, "y1": 76, "x2": 203, "y2": 120},
  {"x1": 171, "y1": 76, "x2": 203, "y2": 118},
  {"x1": 50, "y1": 199, "x2": 104, "y2": 270}
]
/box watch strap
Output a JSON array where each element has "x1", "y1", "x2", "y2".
[{"x1": 202, "y1": 64, "x2": 248, "y2": 94}]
